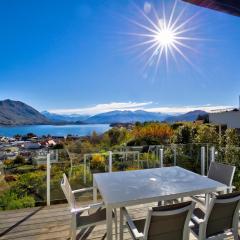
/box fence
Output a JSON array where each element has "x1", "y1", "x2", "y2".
[
  {"x1": 44, "y1": 144, "x2": 217, "y2": 205},
  {"x1": 1, "y1": 143, "x2": 237, "y2": 210}
]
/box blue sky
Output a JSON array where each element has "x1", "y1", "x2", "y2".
[{"x1": 0, "y1": 0, "x2": 240, "y2": 115}]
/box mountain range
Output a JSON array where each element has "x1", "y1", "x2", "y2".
[
  {"x1": 165, "y1": 110, "x2": 207, "y2": 122},
  {"x1": 0, "y1": 99, "x2": 50, "y2": 125},
  {"x1": 0, "y1": 99, "x2": 208, "y2": 125},
  {"x1": 41, "y1": 111, "x2": 89, "y2": 123}
]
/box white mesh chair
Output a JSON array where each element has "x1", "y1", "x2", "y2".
[
  {"x1": 192, "y1": 162, "x2": 236, "y2": 206},
  {"x1": 191, "y1": 192, "x2": 240, "y2": 240},
  {"x1": 123, "y1": 201, "x2": 196, "y2": 240},
  {"x1": 208, "y1": 162, "x2": 236, "y2": 193},
  {"x1": 61, "y1": 174, "x2": 117, "y2": 240}
]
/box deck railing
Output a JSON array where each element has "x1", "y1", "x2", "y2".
[{"x1": 1, "y1": 143, "x2": 239, "y2": 210}]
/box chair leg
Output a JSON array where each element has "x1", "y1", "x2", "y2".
[
  {"x1": 232, "y1": 228, "x2": 239, "y2": 240},
  {"x1": 114, "y1": 209, "x2": 118, "y2": 240},
  {"x1": 71, "y1": 214, "x2": 77, "y2": 240}
]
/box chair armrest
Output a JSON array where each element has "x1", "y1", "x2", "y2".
[
  {"x1": 71, "y1": 202, "x2": 104, "y2": 214},
  {"x1": 89, "y1": 202, "x2": 104, "y2": 209},
  {"x1": 122, "y1": 207, "x2": 144, "y2": 239},
  {"x1": 211, "y1": 186, "x2": 236, "y2": 195},
  {"x1": 71, "y1": 206, "x2": 91, "y2": 213},
  {"x1": 72, "y1": 187, "x2": 94, "y2": 194},
  {"x1": 209, "y1": 192, "x2": 218, "y2": 197},
  {"x1": 226, "y1": 186, "x2": 236, "y2": 190},
  {"x1": 191, "y1": 214, "x2": 204, "y2": 224}
]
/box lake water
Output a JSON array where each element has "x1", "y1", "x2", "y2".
[{"x1": 0, "y1": 124, "x2": 111, "y2": 137}]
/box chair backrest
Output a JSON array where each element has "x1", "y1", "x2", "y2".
[
  {"x1": 205, "y1": 192, "x2": 240, "y2": 238},
  {"x1": 143, "y1": 201, "x2": 195, "y2": 240},
  {"x1": 61, "y1": 173, "x2": 76, "y2": 209},
  {"x1": 208, "y1": 162, "x2": 235, "y2": 186}
]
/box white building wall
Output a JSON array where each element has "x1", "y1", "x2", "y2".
[{"x1": 209, "y1": 111, "x2": 240, "y2": 128}]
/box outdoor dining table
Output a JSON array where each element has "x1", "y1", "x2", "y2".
[{"x1": 93, "y1": 166, "x2": 227, "y2": 240}]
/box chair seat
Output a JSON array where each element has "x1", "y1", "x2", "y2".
[
  {"x1": 126, "y1": 218, "x2": 146, "y2": 240},
  {"x1": 76, "y1": 208, "x2": 114, "y2": 227}
]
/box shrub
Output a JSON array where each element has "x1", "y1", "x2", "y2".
[
  {"x1": 13, "y1": 155, "x2": 26, "y2": 165},
  {"x1": 0, "y1": 191, "x2": 35, "y2": 210},
  {"x1": 52, "y1": 143, "x2": 64, "y2": 149},
  {"x1": 126, "y1": 166, "x2": 139, "y2": 171},
  {"x1": 3, "y1": 159, "x2": 14, "y2": 167},
  {"x1": 15, "y1": 165, "x2": 36, "y2": 174},
  {"x1": 4, "y1": 175, "x2": 17, "y2": 182},
  {"x1": 90, "y1": 154, "x2": 105, "y2": 171},
  {"x1": 38, "y1": 164, "x2": 47, "y2": 171},
  {"x1": 11, "y1": 171, "x2": 46, "y2": 197}
]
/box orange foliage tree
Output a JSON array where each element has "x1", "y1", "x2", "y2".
[{"x1": 131, "y1": 123, "x2": 173, "y2": 144}]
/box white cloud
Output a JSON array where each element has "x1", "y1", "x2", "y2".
[
  {"x1": 48, "y1": 102, "x2": 234, "y2": 116},
  {"x1": 143, "y1": 2, "x2": 152, "y2": 14},
  {"x1": 144, "y1": 105, "x2": 234, "y2": 114},
  {"x1": 49, "y1": 102, "x2": 152, "y2": 116}
]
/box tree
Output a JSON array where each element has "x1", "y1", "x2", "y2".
[
  {"x1": 194, "y1": 125, "x2": 219, "y2": 144},
  {"x1": 172, "y1": 125, "x2": 193, "y2": 144},
  {"x1": 224, "y1": 128, "x2": 239, "y2": 165},
  {"x1": 91, "y1": 131, "x2": 100, "y2": 145},
  {"x1": 224, "y1": 129, "x2": 240, "y2": 189},
  {"x1": 105, "y1": 128, "x2": 129, "y2": 146},
  {"x1": 225, "y1": 128, "x2": 239, "y2": 146},
  {"x1": 131, "y1": 123, "x2": 173, "y2": 145}
]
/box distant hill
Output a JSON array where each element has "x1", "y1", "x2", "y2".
[
  {"x1": 42, "y1": 111, "x2": 89, "y2": 123},
  {"x1": 0, "y1": 99, "x2": 209, "y2": 125},
  {"x1": 84, "y1": 110, "x2": 168, "y2": 124},
  {"x1": 165, "y1": 110, "x2": 207, "y2": 123},
  {"x1": 0, "y1": 99, "x2": 50, "y2": 125}
]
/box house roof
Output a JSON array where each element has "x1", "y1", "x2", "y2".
[{"x1": 182, "y1": 0, "x2": 240, "y2": 17}]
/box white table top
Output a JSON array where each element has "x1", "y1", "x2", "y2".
[{"x1": 93, "y1": 166, "x2": 227, "y2": 207}]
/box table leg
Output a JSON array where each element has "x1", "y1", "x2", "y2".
[
  {"x1": 93, "y1": 179, "x2": 97, "y2": 203},
  {"x1": 107, "y1": 206, "x2": 113, "y2": 240},
  {"x1": 205, "y1": 193, "x2": 210, "y2": 209},
  {"x1": 120, "y1": 207, "x2": 124, "y2": 240}
]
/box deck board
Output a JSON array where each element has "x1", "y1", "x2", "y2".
[{"x1": 0, "y1": 203, "x2": 235, "y2": 240}]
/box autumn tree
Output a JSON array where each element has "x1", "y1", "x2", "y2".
[{"x1": 130, "y1": 123, "x2": 173, "y2": 145}]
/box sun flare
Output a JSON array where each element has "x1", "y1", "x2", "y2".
[
  {"x1": 121, "y1": 0, "x2": 205, "y2": 75},
  {"x1": 155, "y1": 28, "x2": 175, "y2": 46}
]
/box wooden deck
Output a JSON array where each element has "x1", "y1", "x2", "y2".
[{"x1": 0, "y1": 203, "x2": 235, "y2": 240}]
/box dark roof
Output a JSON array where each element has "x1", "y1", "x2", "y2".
[{"x1": 182, "y1": 0, "x2": 240, "y2": 17}]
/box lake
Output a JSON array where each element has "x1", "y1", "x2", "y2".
[{"x1": 0, "y1": 124, "x2": 111, "y2": 137}]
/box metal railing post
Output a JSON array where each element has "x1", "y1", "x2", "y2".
[
  {"x1": 201, "y1": 146, "x2": 205, "y2": 176},
  {"x1": 173, "y1": 145, "x2": 177, "y2": 166},
  {"x1": 210, "y1": 146, "x2": 215, "y2": 163},
  {"x1": 159, "y1": 149, "x2": 164, "y2": 168},
  {"x1": 46, "y1": 153, "x2": 51, "y2": 206},
  {"x1": 137, "y1": 152, "x2": 140, "y2": 169},
  {"x1": 55, "y1": 149, "x2": 59, "y2": 162},
  {"x1": 109, "y1": 151, "x2": 112, "y2": 172},
  {"x1": 84, "y1": 154, "x2": 87, "y2": 184}
]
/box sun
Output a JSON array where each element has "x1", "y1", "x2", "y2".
[
  {"x1": 155, "y1": 28, "x2": 175, "y2": 47},
  {"x1": 120, "y1": 0, "x2": 205, "y2": 75}
]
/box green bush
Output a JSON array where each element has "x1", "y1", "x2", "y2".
[
  {"x1": 14, "y1": 165, "x2": 36, "y2": 174},
  {"x1": 0, "y1": 191, "x2": 35, "y2": 210},
  {"x1": 13, "y1": 155, "x2": 26, "y2": 165},
  {"x1": 11, "y1": 171, "x2": 46, "y2": 197}
]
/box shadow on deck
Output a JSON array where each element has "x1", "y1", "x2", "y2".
[{"x1": 0, "y1": 203, "x2": 235, "y2": 240}]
